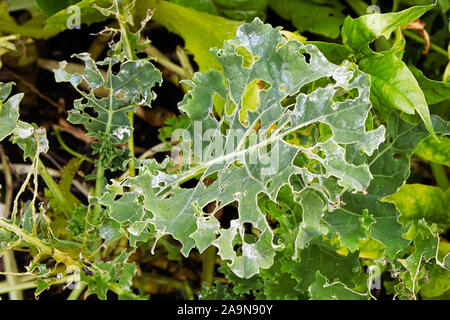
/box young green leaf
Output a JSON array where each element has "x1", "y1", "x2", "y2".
[
  {"x1": 341, "y1": 4, "x2": 434, "y2": 51},
  {"x1": 0, "y1": 2, "x2": 56, "y2": 39},
  {"x1": 359, "y1": 50, "x2": 437, "y2": 139}
]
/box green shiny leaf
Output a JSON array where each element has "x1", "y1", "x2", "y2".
[
  {"x1": 359, "y1": 50, "x2": 436, "y2": 139},
  {"x1": 326, "y1": 115, "x2": 449, "y2": 259},
  {"x1": 342, "y1": 4, "x2": 434, "y2": 51},
  {"x1": 0, "y1": 2, "x2": 57, "y2": 39},
  {"x1": 409, "y1": 66, "x2": 450, "y2": 105},
  {"x1": 415, "y1": 136, "x2": 450, "y2": 166},
  {"x1": 420, "y1": 241, "x2": 450, "y2": 298},
  {"x1": 307, "y1": 41, "x2": 354, "y2": 65},
  {"x1": 384, "y1": 184, "x2": 450, "y2": 225}
]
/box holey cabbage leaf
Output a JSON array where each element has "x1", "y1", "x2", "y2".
[
  {"x1": 104, "y1": 19, "x2": 386, "y2": 278},
  {"x1": 54, "y1": 53, "x2": 162, "y2": 153}
]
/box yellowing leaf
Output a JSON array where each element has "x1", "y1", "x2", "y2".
[
  {"x1": 137, "y1": 0, "x2": 242, "y2": 72},
  {"x1": 383, "y1": 184, "x2": 450, "y2": 225}
]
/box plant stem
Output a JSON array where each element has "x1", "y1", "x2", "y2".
[
  {"x1": 144, "y1": 45, "x2": 186, "y2": 78},
  {"x1": 0, "y1": 277, "x2": 70, "y2": 295},
  {"x1": 95, "y1": 162, "x2": 104, "y2": 198},
  {"x1": 1, "y1": 251, "x2": 22, "y2": 300},
  {"x1": 54, "y1": 128, "x2": 93, "y2": 163},
  {"x1": 0, "y1": 218, "x2": 82, "y2": 268},
  {"x1": 127, "y1": 110, "x2": 136, "y2": 178},
  {"x1": 402, "y1": 30, "x2": 448, "y2": 57},
  {"x1": 67, "y1": 281, "x2": 87, "y2": 300},
  {"x1": 37, "y1": 158, "x2": 73, "y2": 218},
  {"x1": 444, "y1": 44, "x2": 450, "y2": 82},
  {"x1": 0, "y1": 145, "x2": 23, "y2": 300},
  {"x1": 140, "y1": 272, "x2": 194, "y2": 299},
  {"x1": 115, "y1": 0, "x2": 136, "y2": 178},
  {"x1": 430, "y1": 162, "x2": 449, "y2": 190},
  {"x1": 201, "y1": 246, "x2": 217, "y2": 287}
]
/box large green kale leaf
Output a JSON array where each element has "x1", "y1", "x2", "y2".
[{"x1": 105, "y1": 18, "x2": 385, "y2": 278}]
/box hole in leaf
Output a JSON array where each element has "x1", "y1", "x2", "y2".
[
  {"x1": 332, "y1": 87, "x2": 359, "y2": 102},
  {"x1": 202, "y1": 174, "x2": 217, "y2": 187},
  {"x1": 202, "y1": 200, "x2": 221, "y2": 214},
  {"x1": 236, "y1": 46, "x2": 253, "y2": 68},
  {"x1": 280, "y1": 94, "x2": 298, "y2": 108},
  {"x1": 219, "y1": 120, "x2": 230, "y2": 135},
  {"x1": 300, "y1": 76, "x2": 336, "y2": 94},
  {"x1": 299, "y1": 51, "x2": 311, "y2": 64},
  {"x1": 243, "y1": 222, "x2": 260, "y2": 244},
  {"x1": 111, "y1": 63, "x2": 120, "y2": 75},
  {"x1": 319, "y1": 123, "x2": 332, "y2": 142},
  {"x1": 115, "y1": 91, "x2": 126, "y2": 100},
  {"x1": 180, "y1": 179, "x2": 199, "y2": 189},
  {"x1": 393, "y1": 153, "x2": 401, "y2": 159},
  {"x1": 212, "y1": 93, "x2": 225, "y2": 119},
  {"x1": 233, "y1": 242, "x2": 243, "y2": 257},
  {"x1": 240, "y1": 80, "x2": 270, "y2": 125},
  {"x1": 219, "y1": 202, "x2": 238, "y2": 229},
  {"x1": 293, "y1": 151, "x2": 326, "y2": 174}
]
